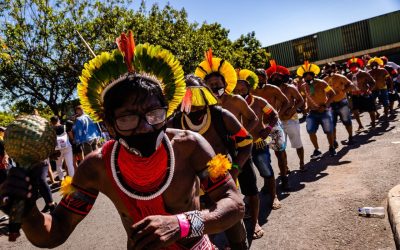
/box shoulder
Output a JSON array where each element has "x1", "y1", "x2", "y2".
[
  {"x1": 167, "y1": 128, "x2": 214, "y2": 159},
  {"x1": 315, "y1": 78, "x2": 328, "y2": 86},
  {"x1": 265, "y1": 84, "x2": 280, "y2": 92},
  {"x1": 253, "y1": 95, "x2": 268, "y2": 106},
  {"x1": 73, "y1": 148, "x2": 104, "y2": 189},
  {"x1": 335, "y1": 73, "x2": 350, "y2": 82}
]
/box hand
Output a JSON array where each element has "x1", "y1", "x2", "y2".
[
  {"x1": 130, "y1": 215, "x2": 181, "y2": 250},
  {"x1": 2, "y1": 156, "x2": 9, "y2": 169},
  {"x1": 259, "y1": 126, "x2": 272, "y2": 139},
  {"x1": 0, "y1": 168, "x2": 34, "y2": 215},
  {"x1": 317, "y1": 105, "x2": 327, "y2": 113}
]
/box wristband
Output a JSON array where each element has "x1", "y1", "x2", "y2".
[
  {"x1": 184, "y1": 210, "x2": 204, "y2": 238},
  {"x1": 176, "y1": 214, "x2": 190, "y2": 238},
  {"x1": 231, "y1": 163, "x2": 241, "y2": 173}
]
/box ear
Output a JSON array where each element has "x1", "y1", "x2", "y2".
[{"x1": 104, "y1": 121, "x2": 116, "y2": 138}]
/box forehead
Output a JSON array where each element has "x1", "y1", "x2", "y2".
[
  {"x1": 114, "y1": 94, "x2": 163, "y2": 116},
  {"x1": 236, "y1": 80, "x2": 248, "y2": 89},
  {"x1": 206, "y1": 75, "x2": 225, "y2": 87}
]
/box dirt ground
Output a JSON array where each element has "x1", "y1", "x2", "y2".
[{"x1": 0, "y1": 108, "x2": 399, "y2": 250}]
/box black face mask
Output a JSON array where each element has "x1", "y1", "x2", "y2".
[
  {"x1": 305, "y1": 79, "x2": 314, "y2": 84},
  {"x1": 187, "y1": 108, "x2": 207, "y2": 125},
  {"x1": 117, "y1": 126, "x2": 165, "y2": 157}
]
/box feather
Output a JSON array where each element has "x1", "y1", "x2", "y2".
[
  {"x1": 207, "y1": 154, "x2": 232, "y2": 181},
  {"x1": 270, "y1": 59, "x2": 277, "y2": 71},
  {"x1": 181, "y1": 88, "x2": 193, "y2": 113},
  {"x1": 205, "y1": 48, "x2": 213, "y2": 69},
  {"x1": 304, "y1": 60, "x2": 309, "y2": 70},
  {"x1": 116, "y1": 30, "x2": 135, "y2": 72}
]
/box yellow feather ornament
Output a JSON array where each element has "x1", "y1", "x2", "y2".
[
  {"x1": 60, "y1": 176, "x2": 75, "y2": 197},
  {"x1": 206, "y1": 154, "x2": 232, "y2": 181}
]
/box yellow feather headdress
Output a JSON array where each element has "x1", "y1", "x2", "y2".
[
  {"x1": 194, "y1": 48, "x2": 237, "y2": 94},
  {"x1": 367, "y1": 57, "x2": 384, "y2": 66},
  {"x1": 180, "y1": 75, "x2": 218, "y2": 113},
  {"x1": 296, "y1": 61, "x2": 320, "y2": 77},
  {"x1": 236, "y1": 69, "x2": 259, "y2": 90},
  {"x1": 77, "y1": 30, "x2": 186, "y2": 121}
]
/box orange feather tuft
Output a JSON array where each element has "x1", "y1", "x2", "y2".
[
  {"x1": 181, "y1": 88, "x2": 193, "y2": 113},
  {"x1": 116, "y1": 30, "x2": 136, "y2": 72},
  {"x1": 205, "y1": 48, "x2": 213, "y2": 69},
  {"x1": 304, "y1": 60, "x2": 309, "y2": 70}
]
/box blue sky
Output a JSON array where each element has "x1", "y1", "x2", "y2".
[{"x1": 131, "y1": 0, "x2": 400, "y2": 46}]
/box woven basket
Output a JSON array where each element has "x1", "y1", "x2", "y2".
[{"x1": 4, "y1": 115, "x2": 56, "y2": 169}]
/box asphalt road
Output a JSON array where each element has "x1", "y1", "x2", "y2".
[{"x1": 1, "y1": 107, "x2": 399, "y2": 249}]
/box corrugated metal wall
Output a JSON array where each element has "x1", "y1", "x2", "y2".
[
  {"x1": 317, "y1": 27, "x2": 345, "y2": 60},
  {"x1": 265, "y1": 10, "x2": 400, "y2": 67},
  {"x1": 266, "y1": 41, "x2": 295, "y2": 68},
  {"x1": 369, "y1": 11, "x2": 400, "y2": 47}
]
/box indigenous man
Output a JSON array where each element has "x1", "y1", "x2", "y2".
[
  {"x1": 233, "y1": 69, "x2": 282, "y2": 212},
  {"x1": 297, "y1": 62, "x2": 336, "y2": 159},
  {"x1": 172, "y1": 74, "x2": 252, "y2": 248},
  {"x1": 266, "y1": 61, "x2": 306, "y2": 172},
  {"x1": 194, "y1": 50, "x2": 260, "y2": 246},
  {"x1": 0, "y1": 31, "x2": 244, "y2": 250},
  {"x1": 346, "y1": 57, "x2": 376, "y2": 131},
  {"x1": 254, "y1": 68, "x2": 291, "y2": 187},
  {"x1": 323, "y1": 62, "x2": 355, "y2": 146},
  {"x1": 381, "y1": 56, "x2": 400, "y2": 110},
  {"x1": 367, "y1": 57, "x2": 393, "y2": 116}
]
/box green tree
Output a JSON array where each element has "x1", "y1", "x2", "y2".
[
  {"x1": 231, "y1": 31, "x2": 269, "y2": 70},
  {"x1": 1, "y1": 0, "x2": 269, "y2": 115},
  {"x1": 0, "y1": 0, "x2": 133, "y2": 117}
]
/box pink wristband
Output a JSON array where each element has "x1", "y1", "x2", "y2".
[{"x1": 176, "y1": 214, "x2": 190, "y2": 238}]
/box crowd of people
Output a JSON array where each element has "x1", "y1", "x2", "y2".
[{"x1": 0, "y1": 29, "x2": 399, "y2": 249}]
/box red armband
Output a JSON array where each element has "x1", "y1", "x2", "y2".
[
  {"x1": 60, "y1": 184, "x2": 98, "y2": 216},
  {"x1": 229, "y1": 127, "x2": 253, "y2": 148}
]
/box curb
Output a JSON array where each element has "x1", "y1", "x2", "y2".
[{"x1": 388, "y1": 185, "x2": 400, "y2": 249}]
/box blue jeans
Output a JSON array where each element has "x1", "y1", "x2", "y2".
[
  {"x1": 306, "y1": 110, "x2": 334, "y2": 134},
  {"x1": 372, "y1": 89, "x2": 389, "y2": 107},
  {"x1": 252, "y1": 144, "x2": 273, "y2": 178},
  {"x1": 331, "y1": 99, "x2": 352, "y2": 127}
]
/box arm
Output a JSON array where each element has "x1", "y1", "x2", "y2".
[
  {"x1": 221, "y1": 108, "x2": 252, "y2": 178},
  {"x1": 341, "y1": 75, "x2": 354, "y2": 93},
  {"x1": 365, "y1": 72, "x2": 376, "y2": 91},
  {"x1": 258, "y1": 98, "x2": 279, "y2": 139},
  {"x1": 384, "y1": 70, "x2": 394, "y2": 91},
  {"x1": 320, "y1": 81, "x2": 336, "y2": 110},
  {"x1": 191, "y1": 133, "x2": 245, "y2": 234},
  {"x1": 234, "y1": 95, "x2": 259, "y2": 132},
  {"x1": 291, "y1": 86, "x2": 305, "y2": 111},
  {"x1": 20, "y1": 154, "x2": 101, "y2": 248},
  {"x1": 274, "y1": 87, "x2": 291, "y2": 117}
]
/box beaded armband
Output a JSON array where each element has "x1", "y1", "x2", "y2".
[{"x1": 184, "y1": 210, "x2": 204, "y2": 238}]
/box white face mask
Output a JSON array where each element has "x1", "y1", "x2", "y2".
[{"x1": 216, "y1": 88, "x2": 225, "y2": 98}]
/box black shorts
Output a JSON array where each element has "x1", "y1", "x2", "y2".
[
  {"x1": 238, "y1": 159, "x2": 259, "y2": 196},
  {"x1": 351, "y1": 95, "x2": 376, "y2": 113},
  {"x1": 72, "y1": 143, "x2": 82, "y2": 154}
]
